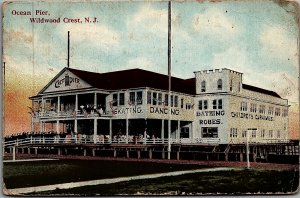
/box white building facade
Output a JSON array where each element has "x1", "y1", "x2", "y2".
[{"x1": 30, "y1": 67, "x2": 289, "y2": 144}]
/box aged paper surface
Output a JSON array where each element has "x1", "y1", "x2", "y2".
[{"x1": 2, "y1": 0, "x2": 299, "y2": 196}]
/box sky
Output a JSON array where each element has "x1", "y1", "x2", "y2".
[{"x1": 2, "y1": 0, "x2": 299, "y2": 139}]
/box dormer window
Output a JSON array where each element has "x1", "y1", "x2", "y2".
[
  {"x1": 201, "y1": 81, "x2": 206, "y2": 92},
  {"x1": 217, "y1": 79, "x2": 222, "y2": 90}
]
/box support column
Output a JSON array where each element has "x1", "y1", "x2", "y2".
[
  {"x1": 92, "y1": 149, "x2": 95, "y2": 157},
  {"x1": 126, "y1": 118, "x2": 129, "y2": 144},
  {"x1": 177, "y1": 150, "x2": 180, "y2": 160},
  {"x1": 12, "y1": 147, "x2": 16, "y2": 161},
  {"x1": 144, "y1": 119, "x2": 147, "y2": 144},
  {"x1": 177, "y1": 120, "x2": 180, "y2": 141},
  {"x1": 109, "y1": 119, "x2": 112, "y2": 143},
  {"x1": 75, "y1": 94, "x2": 78, "y2": 113},
  {"x1": 190, "y1": 122, "x2": 193, "y2": 142},
  {"x1": 83, "y1": 149, "x2": 86, "y2": 156},
  {"x1": 162, "y1": 148, "x2": 165, "y2": 159},
  {"x1": 126, "y1": 149, "x2": 129, "y2": 158},
  {"x1": 94, "y1": 119, "x2": 97, "y2": 143},
  {"x1": 240, "y1": 149, "x2": 243, "y2": 162},
  {"x1": 149, "y1": 149, "x2": 152, "y2": 159},
  {"x1": 40, "y1": 121, "x2": 43, "y2": 132},
  {"x1": 161, "y1": 120, "x2": 164, "y2": 141},
  {"x1": 94, "y1": 92, "x2": 97, "y2": 108},
  {"x1": 27, "y1": 148, "x2": 30, "y2": 154},
  {"x1": 167, "y1": 119, "x2": 171, "y2": 159},
  {"x1": 56, "y1": 120, "x2": 60, "y2": 134},
  {"x1": 137, "y1": 150, "x2": 141, "y2": 159},
  {"x1": 74, "y1": 120, "x2": 78, "y2": 133},
  {"x1": 35, "y1": 148, "x2": 38, "y2": 155},
  {"x1": 57, "y1": 96, "x2": 60, "y2": 115},
  {"x1": 113, "y1": 149, "x2": 117, "y2": 157}
]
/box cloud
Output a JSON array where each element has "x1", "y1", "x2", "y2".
[
  {"x1": 211, "y1": 46, "x2": 252, "y2": 71},
  {"x1": 127, "y1": 4, "x2": 169, "y2": 41},
  {"x1": 210, "y1": 46, "x2": 298, "y2": 103},
  {"x1": 124, "y1": 57, "x2": 166, "y2": 74},
  {"x1": 192, "y1": 7, "x2": 238, "y2": 37},
  {"x1": 60, "y1": 23, "x2": 120, "y2": 49},
  {"x1": 260, "y1": 26, "x2": 298, "y2": 68}
]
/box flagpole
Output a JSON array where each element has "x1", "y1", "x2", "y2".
[
  {"x1": 67, "y1": 31, "x2": 70, "y2": 68},
  {"x1": 167, "y1": 0, "x2": 172, "y2": 160}
]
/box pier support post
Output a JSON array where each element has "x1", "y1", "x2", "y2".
[
  {"x1": 149, "y1": 149, "x2": 152, "y2": 159},
  {"x1": 114, "y1": 150, "x2": 117, "y2": 158},
  {"x1": 225, "y1": 153, "x2": 228, "y2": 161},
  {"x1": 83, "y1": 149, "x2": 86, "y2": 156},
  {"x1": 58, "y1": 148, "x2": 61, "y2": 155},
  {"x1": 137, "y1": 150, "x2": 141, "y2": 159},
  {"x1": 162, "y1": 148, "x2": 165, "y2": 159},
  {"x1": 35, "y1": 148, "x2": 38, "y2": 155},
  {"x1": 240, "y1": 152, "x2": 243, "y2": 162},
  {"x1": 177, "y1": 151, "x2": 180, "y2": 160},
  {"x1": 126, "y1": 150, "x2": 129, "y2": 158},
  {"x1": 92, "y1": 149, "x2": 95, "y2": 157},
  {"x1": 12, "y1": 147, "x2": 16, "y2": 161},
  {"x1": 27, "y1": 148, "x2": 31, "y2": 154},
  {"x1": 21, "y1": 148, "x2": 24, "y2": 154}
]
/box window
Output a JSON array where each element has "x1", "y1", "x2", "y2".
[
  {"x1": 218, "y1": 99, "x2": 222, "y2": 109},
  {"x1": 65, "y1": 74, "x2": 70, "y2": 86},
  {"x1": 201, "y1": 81, "x2": 206, "y2": 92},
  {"x1": 240, "y1": 102, "x2": 247, "y2": 111},
  {"x1": 174, "y1": 96, "x2": 178, "y2": 107},
  {"x1": 269, "y1": 130, "x2": 273, "y2": 138},
  {"x1": 147, "y1": 91, "x2": 152, "y2": 104},
  {"x1": 275, "y1": 108, "x2": 281, "y2": 116},
  {"x1": 242, "y1": 131, "x2": 247, "y2": 138},
  {"x1": 158, "y1": 93, "x2": 162, "y2": 105},
  {"x1": 283, "y1": 108, "x2": 288, "y2": 117},
  {"x1": 213, "y1": 100, "x2": 217, "y2": 109},
  {"x1": 277, "y1": 130, "x2": 280, "y2": 138},
  {"x1": 230, "y1": 79, "x2": 233, "y2": 91},
  {"x1": 119, "y1": 93, "x2": 125, "y2": 106},
  {"x1": 113, "y1": 93, "x2": 118, "y2": 106},
  {"x1": 201, "y1": 127, "x2": 218, "y2": 138},
  {"x1": 268, "y1": 106, "x2": 274, "y2": 115},
  {"x1": 213, "y1": 99, "x2": 222, "y2": 109},
  {"x1": 250, "y1": 103, "x2": 257, "y2": 113},
  {"x1": 217, "y1": 79, "x2": 222, "y2": 90},
  {"x1": 230, "y1": 128, "x2": 238, "y2": 138},
  {"x1": 170, "y1": 95, "x2": 174, "y2": 107},
  {"x1": 198, "y1": 100, "x2": 203, "y2": 110},
  {"x1": 259, "y1": 105, "x2": 266, "y2": 114},
  {"x1": 203, "y1": 100, "x2": 208, "y2": 109},
  {"x1": 181, "y1": 98, "x2": 184, "y2": 109},
  {"x1": 261, "y1": 129, "x2": 265, "y2": 138},
  {"x1": 152, "y1": 92, "x2": 157, "y2": 105},
  {"x1": 252, "y1": 130, "x2": 256, "y2": 138},
  {"x1": 164, "y1": 94, "x2": 168, "y2": 106},
  {"x1": 129, "y1": 92, "x2": 135, "y2": 105},
  {"x1": 137, "y1": 91, "x2": 143, "y2": 105}
]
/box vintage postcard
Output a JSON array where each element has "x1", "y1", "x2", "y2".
[{"x1": 2, "y1": 0, "x2": 299, "y2": 196}]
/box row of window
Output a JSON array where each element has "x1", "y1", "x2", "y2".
[
  {"x1": 112, "y1": 91, "x2": 143, "y2": 106},
  {"x1": 230, "y1": 128, "x2": 282, "y2": 138},
  {"x1": 240, "y1": 102, "x2": 288, "y2": 117},
  {"x1": 201, "y1": 79, "x2": 223, "y2": 92},
  {"x1": 198, "y1": 99, "x2": 223, "y2": 110},
  {"x1": 147, "y1": 91, "x2": 194, "y2": 110},
  {"x1": 200, "y1": 79, "x2": 240, "y2": 92}
]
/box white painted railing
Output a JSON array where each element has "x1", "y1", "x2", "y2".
[{"x1": 3, "y1": 137, "x2": 292, "y2": 148}]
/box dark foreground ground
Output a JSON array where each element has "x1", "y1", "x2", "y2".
[
  {"x1": 3, "y1": 155, "x2": 300, "y2": 196},
  {"x1": 30, "y1": 168, "x2": 299, "y2": 196}
]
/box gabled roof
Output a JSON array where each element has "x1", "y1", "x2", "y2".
[
  {"x1": 242, "y1": 84, "x2": 281, "y2": 98},
  {"x1": 64, "y1": 67, "x2": 196, "y2": 95}
]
